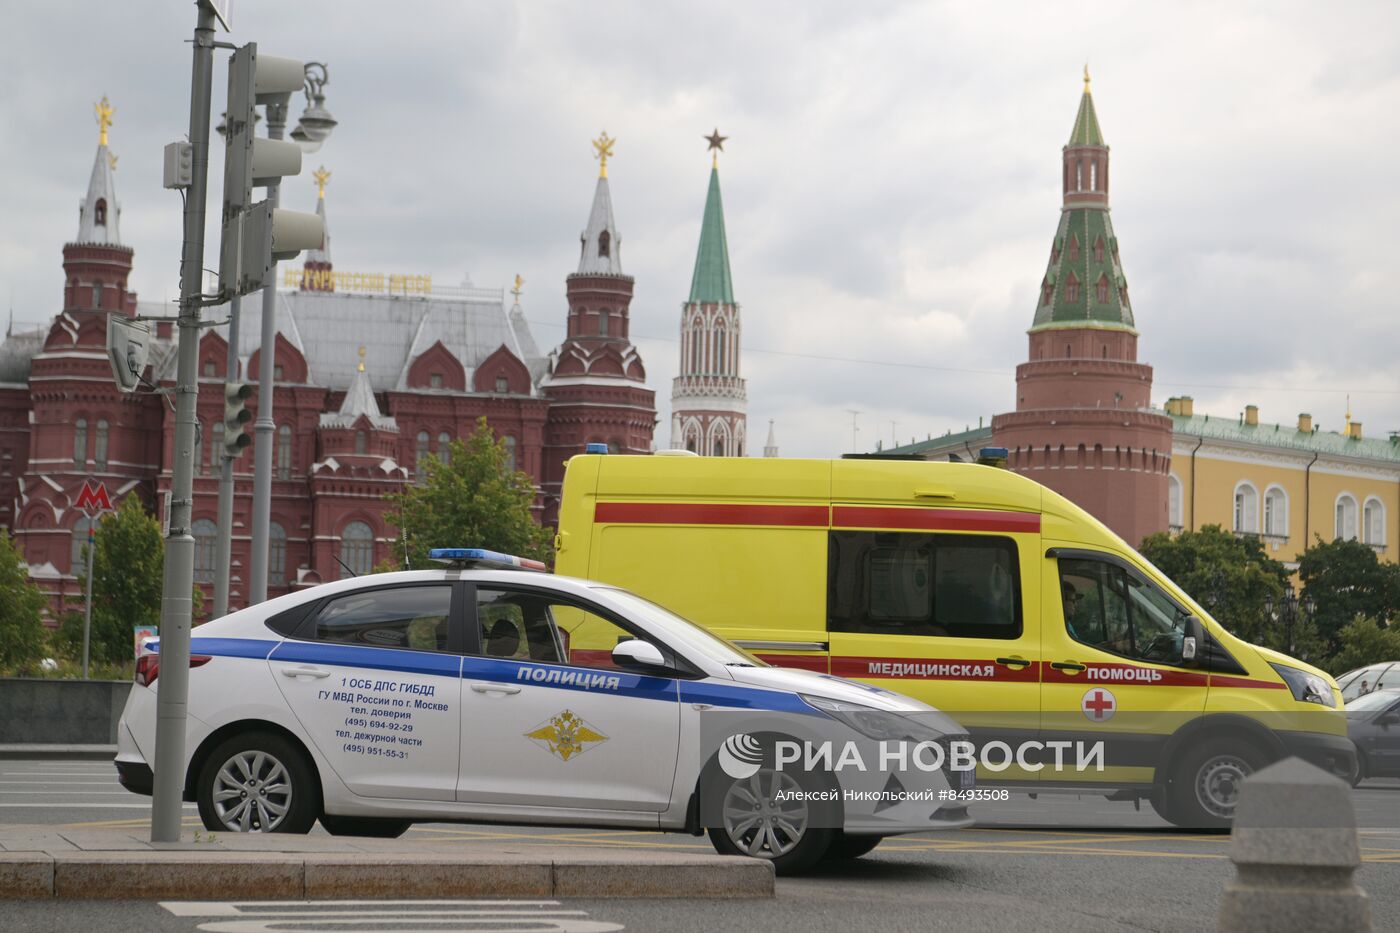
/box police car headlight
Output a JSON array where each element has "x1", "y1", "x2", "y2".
[
  {"x1": 800, "y1": 694, "x2": 946, "y2": 742},
  {"x1": 1269, "y1": 663, "x2": 1336, "y2": 708}
]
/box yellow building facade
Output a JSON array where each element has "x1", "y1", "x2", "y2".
[{"x1": 1166, "y1": 397, "x2": 1399, "y2": 567}]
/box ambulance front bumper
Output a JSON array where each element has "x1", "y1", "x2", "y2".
[{"x1": 1277, "y1": 730, "x2": 1357, "y2": 782}]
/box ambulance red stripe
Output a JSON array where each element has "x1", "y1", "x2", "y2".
[
  {"x1": 1041, "y1": 662, "x2": 1208, "y2": 688},
  {"x1": 829, "y1": 655, "x2": 1041, "y2": 683},
  {"x1": 593, "y1": 502, "x2": 829, "y2": 527},
  {"x1": 831, "y1": 506, "x2": 1041, "y2": 534},
  {"x1": 1209, "y1": 674, "x2": 1288, "y2": 690}
]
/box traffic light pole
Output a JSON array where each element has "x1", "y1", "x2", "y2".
[
  {"x1": 152, "y1": 0, "x2": 217, "y2": 844},
  {"x1": 212, "y1": 294, "x2": 240, "y2": 620},
  {"x1": 247, "y1": 99, "x2": 288, "y2": 606}
]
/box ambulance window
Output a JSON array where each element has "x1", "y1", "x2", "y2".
[
  {"x1": 827, "y1": 532, "x2": 1022, "y2": 639},
  {"x1": 311, "y1": 585, "x2": 453, "y2": 652},
  {"x1": 1059, "y1": 558, "x2": 1190, "y2": 664}
]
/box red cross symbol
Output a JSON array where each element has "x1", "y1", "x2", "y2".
[{"x1": 1082, "y1": 688, "x2": 1116, "y2": 721}]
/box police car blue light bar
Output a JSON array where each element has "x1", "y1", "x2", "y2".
[
  {"x1": 584, "y1": 443, "x2": 609, "y2": 454},
  {"x1": 427, "y1": 548, "x2": 547, "y2": 571}
]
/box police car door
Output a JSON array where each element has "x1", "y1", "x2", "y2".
[
  {"x1": 457, "y1": 585, "x2": 682, "y2": 813},
  {"x1": 268, "y1": 582, "x2": 464, "y2": 801}
]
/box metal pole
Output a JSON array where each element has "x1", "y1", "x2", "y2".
[
  {"x1": 247, "y1": 100, "x2": 288, "y2": 605},
  {"x1": 151, "y1": 1, "x2": 217, "y2": 844},
  {"x1": 81, "y1": 520, "x2": 95, "y2": 679},
  {"x1": 213, "y1": 295, "x2": 240, "y2": 619}
]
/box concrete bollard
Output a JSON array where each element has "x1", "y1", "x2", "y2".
[{"x1": 1218, "y1": 756, "x2": 1372, "y2": 933}]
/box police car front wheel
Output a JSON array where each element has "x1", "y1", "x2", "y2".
[
  {"x1": 196, "y1": 731, "x2": 319, "y2": 834},
  {"x1": 707, "y1": 768, "x2": 835, "y2": 875}
]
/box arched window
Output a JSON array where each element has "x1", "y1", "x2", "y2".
[
  {"x1": 1168, "y1": 474, "x2": 1183, "y2": 529},
  {"x1": 1094, "y1": 237, "x2": 1104, "y2": 262},
  {"x1": 1264, "y1": 486, "x2": 1288, "y2": 538},
  {"x1": 74, "y1": 419, "x2": 88, "y2": 467},
  {"x1": 94, "y1": 199, "x2": 107, "y2": 226},
  {"x1": 1090, "y1": 161, "x2": 1097, "y2": 190},
  {"x1": 437, "y1": 431, "x2": 451, "y2": 459},
  {"x1": 599, "y1": 310, "x2": 610, "y2": 336},
  {"x1": 713, "y1": 438, "x2": 724, "y2": 457},
  {"x1": 1363, "y1": 497, "x2": 1386, "y2": 546},
  {"x1": 94, "y1": 419, "x2": 109, "y2": 470},
  {"x1": 355, "y1": 430, "x2": 367, "y2": 455},
  {"x1": 1336, "y1": 495, "x2": 1359, "y2": 541},
  {"x1": 597, "y1": 229, "x2": 610, "y2": 258},
  {"x1": 503, "y1": 435, "x2": 517, "y2": 471},
  {"x1": 1066, "y1": 275, "x2": 1079, "y2": 303},
  {"x1": 192, "y1": 519, "x2": 217, "y2": 584},
  {"x1": 1233, "y1": 482, "x2": 1259, "y2": 534},
  {"x1": 1068, "y1": 236, "x2": 1079, "y2": 262},
  {"x1": 715, "y1": 326, "x2": 726, "y2": 373},
  {"x1": 1041, "y1": 281, "x2": 1053, "y2": 306},
  {"x1": 1075, "y1": 164, "x2": 1082, "y2": 191},
  {"x1": 71, "y1": 516, "x2": 94, "y2": 577},
  {"x1": 210, "y1": 421, "x2": 224, "y2": 472},
  {"x1": 495, "y1": 375, "x2": 509, "y2": 393},
  {"x1": 415, "y1": 431, "x2": 430, "y2": 483},
  {"x1": 1096, "y1": 276, "x2": 1109, "y2": 303},
  {"x1": 340, "y1": 521, "x2": 374, "y2": 578},
  {"x1": 268, "y1": 522, "x2": 287, "y2": 586},
  {"x1": 277, "y1": 424, "x2": 292, "y2": 480}
]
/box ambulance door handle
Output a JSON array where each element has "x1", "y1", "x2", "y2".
[
  {"x1": 470, "y1": 682, "x2": 521, "y2": 696},
  {"x1": 1051, "y1": 661, "x2": 1086, "y2": 673},
  {"x1": 914, "y1": 488, "x2": 957, "y2": 500},
  {"x1": 995, "y1": 657, "x2": 1031, "y2": 668}
]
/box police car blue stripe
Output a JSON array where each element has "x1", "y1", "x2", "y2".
[
  {"x1": 679, "y1": 680, "x2": 820, "y2": 715},
  {"x1": 268, "y1": 640, "x2": 463, "y2": 678},
  {"x1": 463, "y1": 656, "x2": 677, "y2": 701},
  {"x1": 152, "y1": 637, "x2": 279, "y2": 660}
]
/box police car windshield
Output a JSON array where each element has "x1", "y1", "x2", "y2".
[
  {"x1": 592, "y1": 587, "x2": 765, "y2": 668},
  {"x1": 1346, "y1": 689, "x2": 1400, "y2": 712}
]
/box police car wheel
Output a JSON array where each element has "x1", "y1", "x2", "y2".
[
  {"x1": 707, "y1": 767, "x2": 834, "y2": 876},
  {"x1": 824, "y1": 831, "x2": 884, "y2": 860},
  {"x1": 196, "y1": 731, "x2": 319, "y2": 834},
  {"x1": 1168, "y1": 738, "x2": 1266, "y2": 829},
  {"x1": 319, "y1": 814, "x2": 412, "y2": 838}
]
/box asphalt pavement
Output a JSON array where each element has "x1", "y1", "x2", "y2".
[{"x1": 4, "y1": 757, "x2": 1398, "y2": 931}]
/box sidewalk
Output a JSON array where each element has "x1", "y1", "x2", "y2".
[{"x1": 0, "y1": 824, "x2": 773, "y2": 900}]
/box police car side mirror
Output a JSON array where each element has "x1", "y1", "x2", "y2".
[
  {"x1": 1378, "y1": 711, "x2": 1400, "y2": 728},
  {"x1": 612, "y1": 639, "x2": 667, "y2": 672}
]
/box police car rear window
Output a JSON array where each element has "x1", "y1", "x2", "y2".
[{"x1": 828, "y1": 531, "x2": 1022, "y2": 640}]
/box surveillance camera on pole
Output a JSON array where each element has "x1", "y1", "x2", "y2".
[
  {"x1": 223, "y1": 382, "x2": 254, "y2": 456},
  {"x1": 106, "y1": 316, "x2": 151, "y2": 393},
  {"x1": 218, "y1": 43, "x2": 324, "y2": 299}
]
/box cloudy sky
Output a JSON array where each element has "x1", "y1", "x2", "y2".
[{"x1": 4, "y1": 0, "x2": 1400, "y2": 457}]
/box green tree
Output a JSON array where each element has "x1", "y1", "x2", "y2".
[
  {"x1": 59, "y1": 495, "x2": 164, "y2": 665},
  {"x1": 0, "y1": 528, "x2": 48, "y2": 671},
  {"x1": 386, "y1": 417, "x2": 552, "y2": 569},
  {"x1": 1139, "y1": 525, "x2": 1290, "y2": 647},
  {"x1": 1326, "y1": 615, "x2": 1400, "y2": 677},
  {"x1": 1298, "y1": 537, "x2": 1400, "y2": 652}
]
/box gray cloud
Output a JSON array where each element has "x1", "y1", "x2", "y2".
[{"x1": 4, "y1": 0, "x2": 1399, "y2": 458}]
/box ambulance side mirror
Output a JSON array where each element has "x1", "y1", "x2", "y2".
[{"x1": 612, "y1": 638, "x2": 668, "y2": 672}]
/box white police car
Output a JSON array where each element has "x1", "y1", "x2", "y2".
[{"x1": 116, "y1": 549, "x2": 971, "y2": 874}]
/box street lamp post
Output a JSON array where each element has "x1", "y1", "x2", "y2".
[
  {"x1": 1264, "y1": 584, "x2": 1317, "y2": 658},
  {"x1": 245, "y1": 67, "x2": 335, "y2": 607}
]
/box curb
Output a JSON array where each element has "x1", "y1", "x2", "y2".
[
  {"x1": 0, "y1": 745, "x2": 117, "y2": 761},
  {"x1": 0, "y1": 851, "x2": 774, "y2": 900}
]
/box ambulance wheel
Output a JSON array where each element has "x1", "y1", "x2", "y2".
[
  {"x1": 824, "y1": 832, "x2": 884, "y2": 860},
  {"x1": 707, "y1": 766, "x2": 835, "y2": 876},
  {"x1": 196, "y1": 731, "x2": 319, "y2": 834},
  {"x1": 1167, "y1": 737, "x2": 1266, "y2": 829},
  {"x1": 319, "y1": 814, "x2": 412, "y2": 838}
]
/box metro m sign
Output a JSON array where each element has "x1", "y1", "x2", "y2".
[{"x1": 76, "y1": 480, "x2": 113, "y2": 514}]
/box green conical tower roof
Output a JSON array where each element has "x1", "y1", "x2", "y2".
[
  {"x1": 1031, "y1": 71, "x2": 1134, "y2": 333},
  {"x1": 688, "y1": 166, "x2": 734, "y2": 304}
]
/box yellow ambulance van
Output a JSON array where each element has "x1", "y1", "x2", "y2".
[{"x1": 554, "y1": 454, "x2": 1355, "y2": 827}]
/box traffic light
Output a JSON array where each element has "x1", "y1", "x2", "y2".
[
  {"x1": 217, "y1": 43, "x2": 325, "y2": 299},
  {"x1": 224, "y1": 382, "x2": 254, "y2": 457}
]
